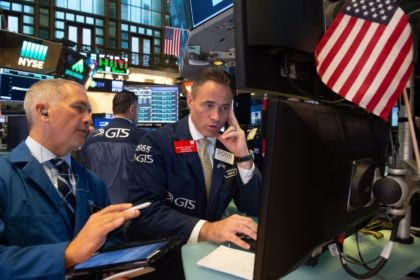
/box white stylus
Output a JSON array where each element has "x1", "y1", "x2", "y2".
[{"x1": 123, "y1": 202, "x2": 152, "y2": 212}]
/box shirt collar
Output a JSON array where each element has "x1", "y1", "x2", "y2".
[
  {"x1": 113, "y1": 116, "x2": 133, "y2": 124},
  {"x1": 188, "y1": 115, "x2": 216, "y2": 145},
  {"x1": 25, "y1": 136, "x2": 72, "y2": 165}
]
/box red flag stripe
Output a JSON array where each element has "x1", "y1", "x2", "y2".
[
  {"x1": 164, "y1": 27, "x2": 182, "y2": 56},
  {"x1": 353, "y1": 10, "x2": 412, "y2": 105},
  {"x1": 318, "y1": 17, "x2": 383, "y2": 98},
  {"x1": 366, "y1": 38, "x2": 413, "y2": 112},
  {"x1": 316, "y1": 13, "x2": 354, "y2": 77},
  {"x1": 314, "y1": 0, "x2": 414, "y2": 119},
  {"x1": 375, "y1": 63, "x2": 413, "y2": 118},
  {"x1": 340, "y1": 22, "x2": 387, "y2": 101},
  {"x1": 370, "y1": 44, "x2": 413, "y2": 118},
  {"x1": 364, "y1": 27, "x2": 413, "y2": 113},
  {"x1": 333, "y1": 22, "x2": 383, "y2": 98},
  {"x1": 322, "y1": 19, "x2": 371, "y2": 88}
]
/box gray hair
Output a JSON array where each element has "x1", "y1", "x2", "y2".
[{"x1": 24, "y1": 79, "x2": 84, "y2": 127}]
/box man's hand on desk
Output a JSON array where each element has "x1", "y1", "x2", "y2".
[{"x1": 198, "y1": 214, "x2": 257, "y2": 250}]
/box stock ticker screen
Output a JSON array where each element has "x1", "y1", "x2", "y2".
[{"x1": 124, "y1": 85, "x2": 179, "y2": 124}]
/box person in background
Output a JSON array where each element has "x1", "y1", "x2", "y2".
[
  {"x1": 126, "y1": 67, "x2": 262, "y2": 278},
  {"x1": 80, "y1": 91, "x2": 147, "y2": 203},
  {"x1": 0, "y1": 79, "x2": 140, "y2": 279}
]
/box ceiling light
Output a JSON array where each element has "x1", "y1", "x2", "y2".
[{"x1": 212, "y1": 60, "x2": 224, "y2": 66}]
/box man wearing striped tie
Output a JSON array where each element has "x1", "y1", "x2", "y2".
[
  {"x1": 127, "y1": 67, "x2": 262, "y2": 279},
  {"x1": 0, "y1": 79, "x2": 140, "y2": 279}
]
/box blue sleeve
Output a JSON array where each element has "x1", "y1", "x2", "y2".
[
  {"x1": 0, "y1": 240, "x2": 68, "y2": 279},
  {"x1": 127, "y1": 133, "x2": 199, "y2": 240}
]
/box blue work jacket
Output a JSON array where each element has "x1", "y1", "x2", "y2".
[
  {"x1": 127, "y1": 116, "x2": 262, "y2": 240},
  {"x1": 0, "y1": 142, "x2": 121, "y2": 279}
]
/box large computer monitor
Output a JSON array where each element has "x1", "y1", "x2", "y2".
[
  {"x1": 124, "y1": 84, "x2": 179, "y2": 125},
  {"x1": 0, "y1": 68, "x2": 54, "y2": 102},
  {"x1": 234, "y1": 0, "x2": 328, "y2": 98},
  {"x1": 255, "y1": 98, "x2": 390, "y2": 279}
]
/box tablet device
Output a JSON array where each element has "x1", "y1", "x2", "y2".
[{"x1": 73, "y1": 237, "x2": 181, "y2": 275}]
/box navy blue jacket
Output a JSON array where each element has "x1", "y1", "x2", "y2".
[
  {"x1": 0, "y1": 142, "x2": 121, "y2": 279},
  {"x1": 81, "y1": 118, "x2": 147, "y2": 203},
  {"x1": 127, "y1": 116, "x2": 262, "y2": 240}
]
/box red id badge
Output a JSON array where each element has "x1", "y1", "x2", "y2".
[{"x1": 174, "y1": 140, "x2": 198, "y2": 153}]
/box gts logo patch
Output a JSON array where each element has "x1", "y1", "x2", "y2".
[{"x1": 92, "y1": 128, "x2": 130, "y2": 138}]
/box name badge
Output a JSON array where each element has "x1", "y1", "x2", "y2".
[
  {"x1": 224, "y1": 168, "x2": 238, "y2": 178},
  {"x1": 214, "y1": 148, "x2": 234, "y2": 165},
  {"x1": 174, "y1": 140, "x2": 197, "y2": 153}
]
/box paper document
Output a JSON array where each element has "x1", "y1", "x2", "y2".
[{"x1": 197, "y1": 245, "x2": 255, "y2": 279}]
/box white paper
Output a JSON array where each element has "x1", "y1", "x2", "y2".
[{"x1": 197, "y1": 245, "x2": 255, "y2": 279}]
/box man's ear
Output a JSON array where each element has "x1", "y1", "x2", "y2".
[{"x1": 186, "y1": 93, "x2": 193, "y2": 109}]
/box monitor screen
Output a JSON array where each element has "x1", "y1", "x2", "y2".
[
  {"x1": 250, "y1": 98, "x2": 263, "y2": 125},
  {"x1": 88, "y1": 78, "x2": 124, "y2": 93},
  {"x1": 7, "y1": 115, "x2": 29, "y2": 151},
  {"x1": 0, "y1": 30, "x2": 63, "y2": 75},
  {"x1": 0, "y1": 68, "x2": 54, "y2": 102},
  {"x1": 94, "y1": 53, "x2": 129, "y2": 76},
  {"x1": 92, "y1": 113, "x2": 113, "y2": 129},
  {"x1": 124, "y1": 85, "x2": 179, "y2": 124},
  {"x1": 55, "y1": 48, "x2": 93, "y2": 85},
  {"x1": 190, "y1": 0, "x2": 233, "y2": 27},
  {"x1": 234, "y1": 0, "x2": 327, "y2": 97},
  {"x1": 255, "y1": 98, "x2": 390, "y2": 279}
]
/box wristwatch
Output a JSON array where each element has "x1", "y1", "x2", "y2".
[{"x1": 236, "y1": 152, "x2": 254, "y2": 162}]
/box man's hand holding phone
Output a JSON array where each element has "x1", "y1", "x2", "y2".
[{"x1": 217, "y1": 109, "x2": 253, "y2": 169}]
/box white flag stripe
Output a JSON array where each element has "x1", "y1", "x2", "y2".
[
  {"x1": 343, "y1": 22, "x2": 382, "y2": 100},
  {"x1": 333, "y1": 22, "x2": 379, "y2": 92},
  {"x1": 359, "y1": 22, "x2": 413, "y2": 108},
  {"x1": 316, "y1": 15, "x2": 351, "y2": 72},
  {"x1": 344, "y1": 9, "x2": 409, "y2": 101},
  {"x1": 322, "y1": 18, "x2": 365, "y2": 85},
  {"x1": 372, "y1": 47, "x2": 413, "y2": 116}
]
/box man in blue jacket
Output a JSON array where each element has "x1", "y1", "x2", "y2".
[
  {"x1": 0, "y1": 79, "x2": 140, "y2": 279},
  {"x1": 81, "y1": 91, "x2": 147, "y2": 203},
  {"x1": 127, "y1": 67, "x2": 262, "y2": 249}
]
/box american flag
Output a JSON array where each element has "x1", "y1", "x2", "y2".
[
  {"x1": 314, "y1": 0, "x2": 413, "y2": 119},
  {"x1": 164, "y1": 26, "x2": 182, "y2": 56}
]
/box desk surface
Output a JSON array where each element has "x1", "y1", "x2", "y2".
[{"x1": 182, "y1": 230, "x2": 420, "y2": 279}]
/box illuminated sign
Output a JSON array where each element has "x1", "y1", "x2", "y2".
[
  {"x1": 71, "y1": 59, "x2": 84, "y2": 73},
  {"x1": 96, "y1": 54, "x2": 128, "y2": 75},
  {"x1": 0, "y1": 30, "x2": 62, "y2": 74},
  {"x1": 17, "y1": 41, "x2": 48, "y2": 69},
  {"x1": 64, "y1": 59, "x2": 85, "y2": 80}
]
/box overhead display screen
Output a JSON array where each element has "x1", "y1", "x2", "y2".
[
  {"x1": 124, "y1": 85, "x2": 179, "y2": 124},
  {"x1": 94, "y1": 53, "x2": 129, "y2": 75},
  {"x1": 0, "y1": 68, "x2": 54, "y2": 102},
  {"x1": 190, "y1": 0, "x2": 233, "y2": 27},
  {"x1": 0, "y1": 30, "x2": 62, "y2": 75}
]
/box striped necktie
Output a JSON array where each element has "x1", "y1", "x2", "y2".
[
  {"x1": 198, "y1": 139, "x2": 212, "y2": 198},
  {"x1": 50, "y1": 158, "x2": 76, "y2": 223}
]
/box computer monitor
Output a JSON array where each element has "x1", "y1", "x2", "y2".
[
  {"x1": 124, "y1": 84, "x2": 179, "y2": 125},
  {"x1": 255, "y1": 98, "x2": 390, "y2": 279},
  {"x1": 0, "y1": 68, "x2": 54, "y2": 102},
  {"x1": 92, "y1": 113, "x2": 113, "y2": 129},
  {"x1": 234, "y1": 0, "x2": 328, "y2": 98},
  {"x1": 7, "y1": 115, "x2": 29, "y2": 151}
]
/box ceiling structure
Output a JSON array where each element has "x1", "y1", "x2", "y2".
[
  {"x1": 179, "y1": 7, "x2": 235, "y2": 80},
  {"x1": 178, "y1": 1, "x2": 420, "y2": 81}
]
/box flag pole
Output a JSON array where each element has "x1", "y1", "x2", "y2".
[{"x1": 402, "y1": 88, "x2": 420, "y2": 174}]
